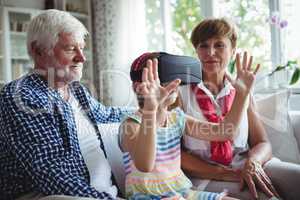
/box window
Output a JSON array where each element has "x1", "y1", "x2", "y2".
[
  {"x1": 145, "y1": 0, "x2": 165, "y2": 51},
  {"x1": 170, "y1": 0, "x2": 203, "y2": 55},
  {"x1": 282, "y1": 0, "x2": 300, "y2": 62},
  {"x1": 145, "y1": 0, "x2": 203, "y2": 56},
  {"x1": 144, "y1": 0, "x2": 300, "y2": 88},
  {"x1": 282, "y1": 0, "x2": 300, "y2": 87},
  {"x1": 216, "y1": 0, "x2": 271, "y2": 70},
  {"x1": 145, "y1": 0, "x2": 271, "y2": 67}
]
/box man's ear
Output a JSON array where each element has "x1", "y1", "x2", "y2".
[{"x1": 31, "y1": 41, "x2": 42, "y2": 57}]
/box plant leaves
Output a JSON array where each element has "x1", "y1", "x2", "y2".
[
  {"x1": 274, "y1": 65, "x2": 286, "y2": 72},
  {"x1": 269, "y1": 65, "x2": 285, "y2": 76},
  {"x1": 287, "y1": 60, "x2": 297, "y2": 67},
  {"x1": 290, "y1": 68, "x2": 300, "y2": 85}
]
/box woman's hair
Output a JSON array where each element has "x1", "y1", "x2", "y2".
[
  {"x1": 130, "y1": 52, "x2": 160, "y2": 108},
  {"x1": 190, "y1": 18, "x2": 237, "y2": 49},
  {"x1": 27, "y1": 9, "x2": 88, "y2": 58}
]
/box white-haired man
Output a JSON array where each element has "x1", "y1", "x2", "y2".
[{"x1": 0, "y1": 9, "x2": 128, "y2": 200}]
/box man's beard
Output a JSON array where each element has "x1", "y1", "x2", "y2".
[{"x1": 48, "y1": 59, "x2": 83, "y2": 84}]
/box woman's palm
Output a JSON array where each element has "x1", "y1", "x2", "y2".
[{"x1": 228, "y1": 52, "x2": 260, "y2": 94}]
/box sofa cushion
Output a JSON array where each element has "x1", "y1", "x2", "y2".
[
  {"x1": 255, "y1": 89, "x2": 300, "y2": 164},
  {"x1": 98, "y1": 123, "x2": 125, "y2": 196}
]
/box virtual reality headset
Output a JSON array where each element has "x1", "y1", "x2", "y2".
[{"x1": 130, "y1": 52, "x2": 202, "y2": 85}]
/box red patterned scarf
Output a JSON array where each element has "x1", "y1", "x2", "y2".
[{"x1": 191, "y1": 83, "x2": 236, "y2": 165}]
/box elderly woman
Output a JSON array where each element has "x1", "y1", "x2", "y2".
[{"x1": 179, "y1": 18, "x2": 300, "y2": 200}]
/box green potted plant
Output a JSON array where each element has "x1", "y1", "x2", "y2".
[
  {"x1": 228, "y1": 59, "x2": 300, "y2": 86},
  {"x1": 269, "y1": 60, "x2": 300, "y2": 85}
]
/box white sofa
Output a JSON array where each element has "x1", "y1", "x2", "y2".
[
  {"x1": 99, "y1": 90, "x2": 300, "y2": 198},
  {"x1": 291, "y1": 112, "x2": 300, "y2": 151}
]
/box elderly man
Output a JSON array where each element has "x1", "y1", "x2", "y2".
[{"x1": 0, "y1": 9, "x2": 128, "y2": 200}]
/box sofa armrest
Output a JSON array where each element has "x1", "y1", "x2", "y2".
[{"x1": 289, "y1": 111, "x2": 300, "y2": 154}]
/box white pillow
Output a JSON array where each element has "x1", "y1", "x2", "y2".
[
  {"x1": 255, "y1": 89, "x2": 300, "y2": 164},
  {"x1": 98, "y1": 123, "x2": 126, "y2": 196}
]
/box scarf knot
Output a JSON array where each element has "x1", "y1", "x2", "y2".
[{"x1": 191, "y1": 83, "x2": 236, "y2": 166}]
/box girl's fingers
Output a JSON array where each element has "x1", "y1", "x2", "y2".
[
  {"x1": 135, "y1": 84, "x2": 142, "y2": 94},
  {"x1": 152, "y1": 58, "x2": 159, "y2": 82},
  {"x1": 164, "y1": 79, "x2": 181, "y2": 95},
  {"x1": 247, "y1": 56, "x2": 253, "y2": 71},
  {"x1": 136, "y1": 82, "x2": 147, "y2": 94},
  {"x1": 242, "y1": 51, "x2": 248, "y2": 70},
  {"x1": 147, "y1": 59, "x2": 154, "y2": 82},
  {"x1": 141, "y1": 86, "x2": 149, "y2": 95},
  {"x1": 142, "y1": 67, "x2": 149, "y2": 83},
  {"x1": 253, "y1": 64, "x2": 260, "y2": 75}
]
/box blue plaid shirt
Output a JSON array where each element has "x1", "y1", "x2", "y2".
[{"x1": 0, "y1": 73, "x2": 129, "y2": 200}]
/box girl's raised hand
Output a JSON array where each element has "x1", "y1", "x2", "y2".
[{"x1": 135, "y1": 59, "x2": 181, "y2": 112}]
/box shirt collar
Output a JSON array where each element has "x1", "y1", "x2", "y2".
[{"x1": 197, "y1": 78, "x2": 235, "y2": 101}]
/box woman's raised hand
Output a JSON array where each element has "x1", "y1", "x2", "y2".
[
  {"x1": 135, "y1": 59, "x2": 181, "y2": 112},
  {"x1": 226, "y1": 52, "x2": 260, "y2": 95}
]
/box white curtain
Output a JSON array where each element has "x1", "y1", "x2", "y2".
[{"x1": 92, "y1": 0, "x2": 147, "y2": 106}]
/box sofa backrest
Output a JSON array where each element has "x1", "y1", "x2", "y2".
[{"x1": 255, "y1": 89, "x2": 300, "y2": 164}]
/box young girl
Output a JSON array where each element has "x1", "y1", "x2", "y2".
[{"x1": 119, "y1": 52, "x2": 259, "y2": 200}]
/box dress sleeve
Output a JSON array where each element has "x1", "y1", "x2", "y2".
[{"x1": 118, "y1": 112, "x2": 140, "y2": 152}]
